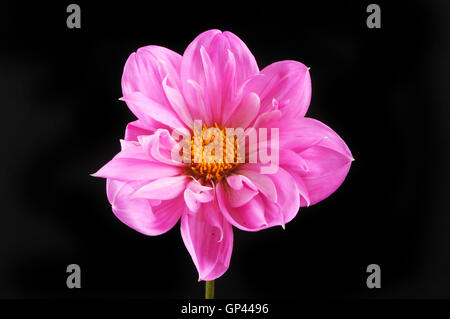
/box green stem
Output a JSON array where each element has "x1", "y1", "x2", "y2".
[{"x1": 205, "y1": 280, "x2": 215, "y2": 299}]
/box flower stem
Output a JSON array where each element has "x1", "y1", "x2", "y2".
[{"x1": 205, "y1": 280, "x2": 215, "y2": 299}]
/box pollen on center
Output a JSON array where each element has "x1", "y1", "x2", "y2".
[{"x1": 184, "y1": 123, "x2": 243, "y2": 183}]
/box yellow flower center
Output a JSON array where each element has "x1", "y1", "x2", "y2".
[{"x1": 185, "y1": 123, "x2": 242, "y2": 183}]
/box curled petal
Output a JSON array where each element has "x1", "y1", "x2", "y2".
[
  {"x1": 300, "y1": 147, "x2": 352, "y2": 205},
  {"x1": 118, "y1": 139, "x2": 144, "y2": 156},
  {"x1": 132, "y1": 175, "x2": 189, "y2": 200},
  {"x1": 225, "y1": 174, "x2": 257, "y2": 191},
  {"x1": 122, "y1": 45, "x2": 182, "y2": 105},
  {"x1": 225, "y1": 175, "x2": 258, "y2": 207},
  {"x1": 268, "y1": 117, "x2": 353, "y2": 156},
  {"x1": 265, "y1": 167, "x2": 300, "y2": 225},
  {"x1": 245, "y1": 60, "x2": 311, "y2": 118},
  {"x1": 181, "y1": 203, "x2": 233, "y2": 281},
  {"x1": 121, "y1": 46, "x2": 185, "y2": 131},
  {"x1": 236, "y1": 166, "x2": 277, "y2": 202},
  {"x1": 138, "y1": 130, "x2": 185, "y2": 166},
  {"x1": 281, "y1": 118, "x2": 353, "y2": 205},
  {"x1": 217, "y1": 183, "x2": 268, "y2": 231},
  {"x1": 279, "y1": 149, "x2": 309, "y2": 173},
  {"x1": 218, "y1": 167, "x2": 300, "y2": 230},
  {"x1": 282, "y1": 166, "x2": 311, "y2": 207},
  {"x1": 184, "y1": 180, "x2": 214, "y2": 213},
  {"x1": 124, "y1": 120, "x2": 153, "y2": 141},
  {"x1": 107, "y1": 179, "x2": 182, "y2": 236}
]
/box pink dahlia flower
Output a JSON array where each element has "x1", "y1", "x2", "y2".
[{"x1": 93, "y1": 29, "x2": 353, "y2": 281}]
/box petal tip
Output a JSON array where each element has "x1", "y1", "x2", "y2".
[{"x1": 90, "y1": 171, "x2": 103, "y2": 178}]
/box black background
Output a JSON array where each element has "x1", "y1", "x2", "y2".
[{"x1": 1, "y1": 0, "x2": 449, "y2": 300}]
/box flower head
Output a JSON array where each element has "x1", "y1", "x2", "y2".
[{"x1": 93, "y1": 29, "x2": 353, "y2": 281}]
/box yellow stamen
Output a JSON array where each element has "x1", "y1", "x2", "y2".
[{"x1": 188, "y1": 123, "x2": 241, "y2": 183}]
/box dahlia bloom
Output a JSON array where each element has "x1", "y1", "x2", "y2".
[{"x1": 93, "y1": 29, "x2": 353, "y2": 281}]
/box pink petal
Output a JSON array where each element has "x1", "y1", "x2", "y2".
[
  {"x1": 92, "y1": 157, "x2": 182, "y2": 181},
  {"x1": 119, "y1": 138, "x2": 140, "y2": 150},
  {"x1": 162, "y1": 76, "x2": 193, "y2": 128},
  {"x1": 252, "y1": 109, "x2": 282, "y2": 129},
  {"x1": 132, "y1": 175, "x2": 189, "y2": 200},
  {"x1": 138, "y1": 130, "x2": 185, "y2": 166},
  {"x1": 220, "y1": 50, "x2": 237, "y2": 123},
  {"x1": 279, "y1": 117, "x2": 353, "y2": 205},
  {"x1": 185, "y1": 79, "x2": 212, "y2": 125},
  {"x1": 282, "y1": 166, "x2": 311, "y2": 207},
  {"x1": 92, "y1": 139, "x2": 183, "y2": 181},
  {"x1": 107, "y1": 179, "x2": 182, "y2": 236},
  {"x1": 259, "y1": 116, "x2": 353, "y2": 159},
  {"x1": 266, "y1": 167, "x2": 300, "y2": 225},
  {"x1": 236, "y1": 166, "x2": 277, "y2": 202},
  {"x1": 115, "y1": 140, "x2": 148, "y2": 161},
  {"x1": 184, "y1": 180, "x2": 214, "y2": 213},
  {"x1": 244, "y1": 60, "x2": 311, "y2": 119},
  {"x1": 225, "y1": 92, "x2": 260, "y2": 129},
  {"x1": 220, "y1": 167, "x2": 301, "y2": 229},
  {"x1": 303, "y1": 162, "x2": 352, "y2": 205},
  {"x1": 300, "y1": 146, "x2": 352, "y2": 205},
  {"x1": 180, "y1": 202, "x2": 233, "y2": 281},
  {"x1": 259, "y1": 194, "x2": 284, "y2": 228},
  {"x1": 216, "y1": 183, "x2": 268, "y2": 231},
  {"x1": 297, "y1": 118, "x2": 353, "y2": 158},
  {"x1": 180, "y1": 29, "x2": 259, "y2": 125},
  {"x1": 199, "y1": 45, "x2": 221, "y2": 123},
  {"x1": 222, "y1": 31, "x2": 259, "y2": 85},
  {"x1": 225, "y1": 175, "x2": 258, "y2": 207},
  {"x1": 226, "y1": 174, "x2": 258, "y2": 191},
  {"x1": 279, "y1": 149, "x2": 309, "y2": 173},
  {"x1": 120, "y1": 92, "x2": 186, "y2": 130},
  {"x1": 122, "y1": 45, "x2": 182, "y2": 106},
  {"x1": 121, "y1": 46, "x2": 186, "y2": 131},
  {"x1": 124, "y1": 120, "x2": 153, "y2": 141}
]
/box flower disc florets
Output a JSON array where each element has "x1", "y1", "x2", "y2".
[{"x1": 186, "y1": 123, "x2": 242, "y2": 183}]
